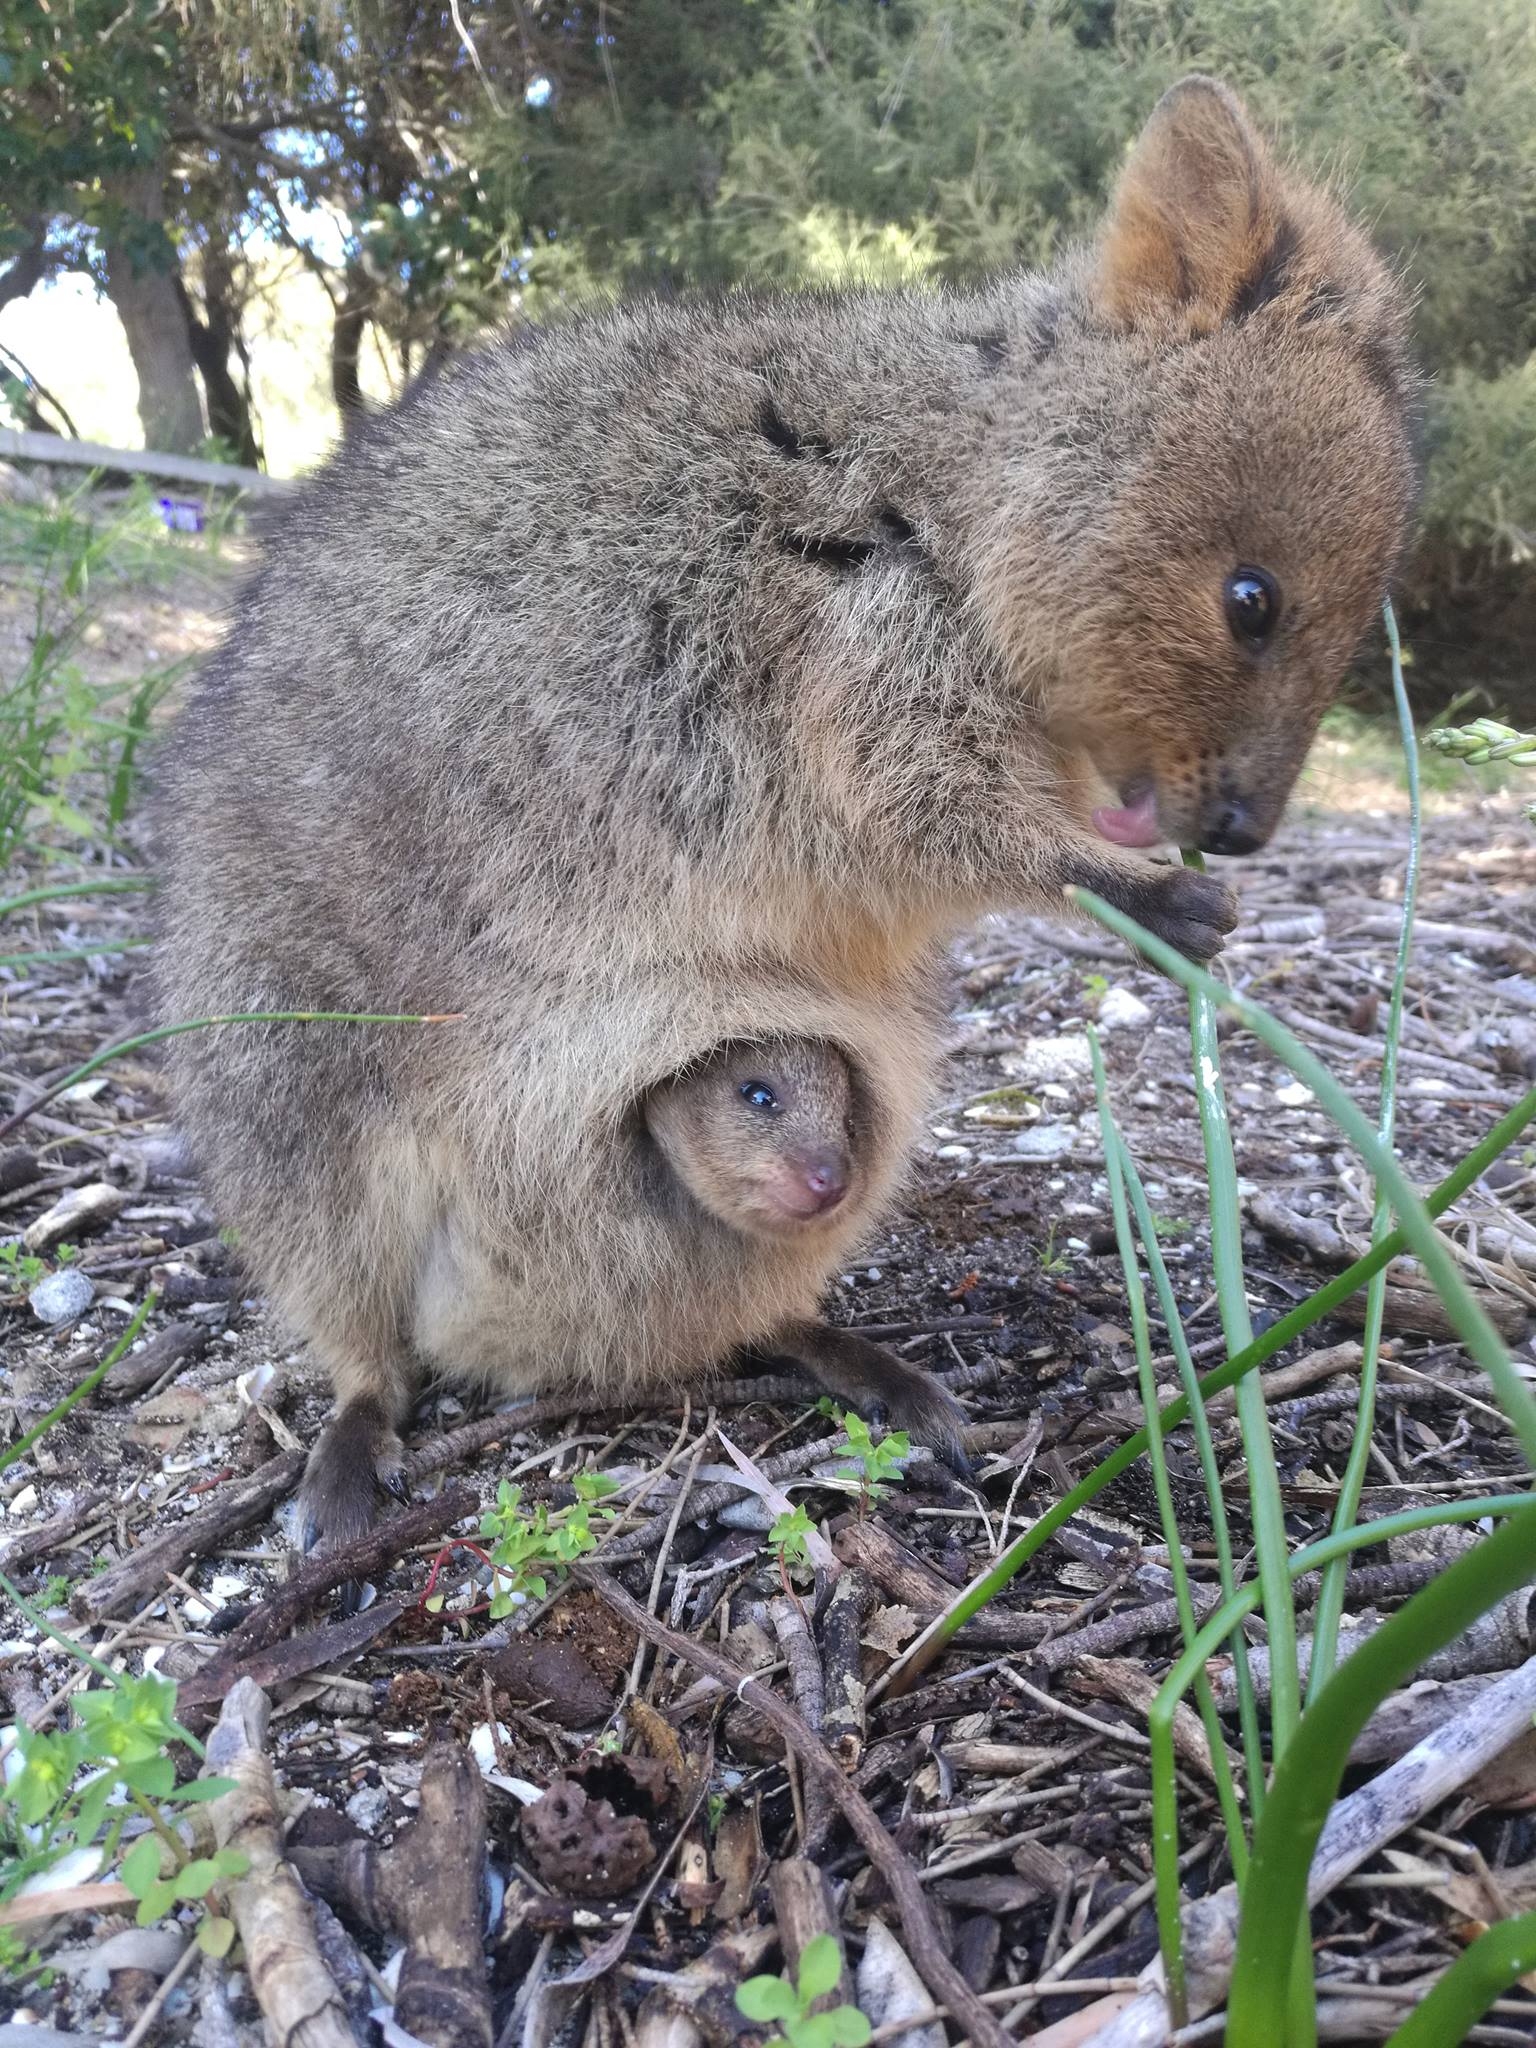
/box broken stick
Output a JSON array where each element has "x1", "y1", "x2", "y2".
[
  {"x1": 73, "y1": 1452, "x2": 304, "y2": 1623},
  {"x1": 205, "y1": 1678, "x2": 358, "y2": 2048}
]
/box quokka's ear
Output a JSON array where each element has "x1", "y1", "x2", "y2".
[{"x1": 1092, "y1": 76, "x2": 1289, "y2": 330}]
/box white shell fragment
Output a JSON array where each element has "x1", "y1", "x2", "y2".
[{"x1": 23, "y1": 1182, "x2": 123, "y2": 1254}]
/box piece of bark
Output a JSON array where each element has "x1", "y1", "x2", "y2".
[
  {"x1": 385, "y1": 1742, "x2": 493, "y2": 2048},
  {"x1": 769, "y1": 1859, "x2": 851, "y2": 2008},
  {"x1": 818, "y1": 1571, "x2": 874, "y2": 1772},
  {"x1": 288, "y1": 1741, "x2": 492, "y2": 2048},
  {"x1": 198, "y1": 1485, "x2": 478, "y2": 1663},
  {"x1": 579, "y1": 1567, "x2": 1011, "y2": 2048},
  {"x1": 175, "y1": 1597, "x2": 408, "y2": 1722},
  {"x1": 831, "y1": 1520, "x2": 960, "y2": 1609},
  {"x1": 73, "y1": 1452, "x2": 305, "y2": 1622},
  {"x1": 204, "y1": 1679, "x2": 359, "y2": 2048},
  {"x1": 101, "y1": 1320, "x2": 211, "y2": 1402},
  {"x1": 1330, "y1": 1282, "x2": 1528, "y2": 1343}
]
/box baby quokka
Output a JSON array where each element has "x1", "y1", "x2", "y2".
[{"x1": 154, "y1": 76, "x2": 1419, "y2": 1549}]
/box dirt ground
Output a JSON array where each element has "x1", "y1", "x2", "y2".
[{"x1": 4, "y1": 555, "x2": 1536, "y2": 2044}]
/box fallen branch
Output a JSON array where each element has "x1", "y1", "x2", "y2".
[
  {"x1": 72, "y1": 1452, "x2": 304, "y2": 1622},
  {"x1": 195, "y1": 1485, "x2": 478, "y2": 1666},
  {"x1": 205, "y1": 1678, "x2": 358, "y2": 2048},
  {"x1": 578, "y1": 1566, "x2": 1012, "y2": 2048},
  {"x1": 1071, "y1": 1651, "x2": 1536, "y2": 2045}
]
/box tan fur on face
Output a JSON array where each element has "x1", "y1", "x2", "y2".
[
  {"x1": 644, "y1": 1037, "x2": 858, "y2": 1239},
  {"x1": 152, "y1": 76, "x2": 1418, "y2": 1538}
]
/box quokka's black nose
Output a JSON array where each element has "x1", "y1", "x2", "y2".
[{"x1": 1200, "y1": 799, "x2": 1265, "y2": 857}]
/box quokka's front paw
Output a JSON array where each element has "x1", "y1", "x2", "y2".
[
  {"x1": 1137, "y1": 865, "x2": 1239, "y2": 964},
  {"x1": 1082, "y1": 862, "x2": 1238, "y2": 965}
]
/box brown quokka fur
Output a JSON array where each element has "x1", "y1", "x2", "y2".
[{"x1": 154, "y1": 78, "x2": 1419, "y2": 1548}]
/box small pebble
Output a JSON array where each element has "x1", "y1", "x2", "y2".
[
  {"x1": 1010, "y1": 1125, "x2": 1074, "y2": 1163},
  {"x1": 1097, "y1": 986, "x2": 1152, "y2": 1032},
  {"x1": 345, "y1": 1784, "x2": 391, "y2": 1833},
  {"x1": 28, "y1": 1267, "x2": 95, "y2": 1325}
]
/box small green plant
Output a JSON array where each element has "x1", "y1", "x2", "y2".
[
  {"x1": 833, "y1": 1411, "x2": 909, "y2": 1513},
  {"x1": 735, "y1": 1933, "x2": 872, "y2": 2048},
  {"x1": 0, "y1": 1666, "x2": 248, "y2": 1957},
  {"x1": 1081, "y1": 969, "x2": 1110, "y2": 1005},
  {"x1": 0, "y1": 1240, "x2": 48, "y2": 1290},
  {"x1": 435, "y1": 1471, "x2": 620, "y2": 1619},
  {"x1": 768, "y1": 1503, "x2": 817, "y2": 1587},
  {"x1": 1038, "y1": 1221, "x2": 1071, "y2": 1275}
]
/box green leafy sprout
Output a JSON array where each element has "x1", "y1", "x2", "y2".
[
  {"x1": 735, "y1": 1933, "x2": 872, "y2": 2048},
  {"x1": 768, "y1": 1504, "x2": 817, "y2": 1587},
  {"x1": 0, "y1": 1663, "x2": 248, "y2": 1957},
  {"x1": 448, "y1": 1470, "x2": 620, "y2": 1619},
  {"x1": 833, "y1": 1410, "x2": 909, "y2": 1514}
]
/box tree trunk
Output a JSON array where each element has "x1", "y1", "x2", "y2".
[
  {"x1": 330, "y1": 266, "x2": 372, "y2": 434},
  {"x1": 101, "y1": 165, "x2": 205, "y2": 455},
  {"x1": 0, "y1": 219, "x2": 51, "y2": 314},
  {"x1": 176, "y1": 258, "x2": 262, "y2": 469}
]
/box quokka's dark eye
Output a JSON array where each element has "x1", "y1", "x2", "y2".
[
  {"x1": 1224, "y1": 567, "x2": 1281, "y2": 646},
  {"x1": 740, "y1": 1081, "x2": 780, "y2": 1113}
]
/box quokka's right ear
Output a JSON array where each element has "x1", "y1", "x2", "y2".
[{"x1": 1091, "y1": 75, "x2": 1290, "y2": 332}]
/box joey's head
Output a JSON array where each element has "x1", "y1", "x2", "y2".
[
  {"x1": 643, "y1": 1038, "x2": 859, "y2": 1241},
  {"x1": 988, "y1": 77, "x2": 1419, "y2": 857}
]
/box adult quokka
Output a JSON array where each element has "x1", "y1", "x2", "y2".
[{"x1": 155, "y1": 77, "x2": 1419, "y2": 1547}]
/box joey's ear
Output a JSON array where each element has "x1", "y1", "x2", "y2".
[{"x1": 1093, "y1": 76, "x2": 1288, "y2": 330}]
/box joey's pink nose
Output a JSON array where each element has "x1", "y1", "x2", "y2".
[
  {"x1": 769, "y1": 1149, "x2": 850, "y2": 1219},
  {"x1": 801, "y1": 1151, "x2": 849, "y2": 1211}
]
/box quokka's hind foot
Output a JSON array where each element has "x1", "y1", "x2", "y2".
[
  {"x1": 771, "y1": 1321, "x2": 972, "y2": 1479},
  {"x1": 299, "y1": 1395, "x2": 410, "y2": 1607}
]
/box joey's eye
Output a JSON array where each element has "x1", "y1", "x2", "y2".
[
  {"x1": 1224, "y1": 567, "x2": 1281, "y2": 647},
  {"x1": 740, "y1": 1081, "x2": 780, "y2": 1114}
]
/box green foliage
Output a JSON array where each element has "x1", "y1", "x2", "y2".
[
  {"x1": 469, "y1": 1472, "x2": 619, "y2": 1619},
  {"x1": 0, "y1": 1240, "x2": 49, "y2": 1292},
  {"x1": 0, "y1": 489, "x2": 189, "y2": 867},
  {"x1": 833, "y1": 1412, "x2": 909, "y2": 1514},
  {"x1": 0, "y1": 1665, "x2": 248, "y2": 1957},
  {"x1": 767, "y1": 1504, "x2": 817, "y2": 1586},
  {"x1": 735, "y1": 1935, "x2": 872, "y2": 2048}
]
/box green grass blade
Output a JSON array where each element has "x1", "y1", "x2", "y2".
[
  {"x1": 1183, "y1": 850, "x2": 1300, "y2": 1791},
  {"x1": 882, "y1": 1084, "x2": 1536, "y2": 1693},
  {"x1": 1069, "y1": 889, "x2": 1536, "y2": 1465},
  {"x1": 0, "y1": 1007, "x2": 467, "y2": 1144},
  {"x1": 1310, "y1": 601, "x2": 1421, "y2": 1701},
  {"x1": 1114, "y1": 1132, "x2": 1261, "y2": 1835},
  {"x1": 0, "y1": 877, "x2": 155, "y2": 918},
  {"x1": 1090, "y1": 1033, "x2": 1245, "y2": 2017},
  {"x1": 1381, "y1": 1909, "x2": 1536, "y2": 2046},
  {"x1": 1225, "y1": 1505, "x2": 1536, "y2": 2042}
]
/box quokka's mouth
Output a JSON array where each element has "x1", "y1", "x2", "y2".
[{"x1": 1091, "y1": 781, "x2": 1163, "y2": 850}]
